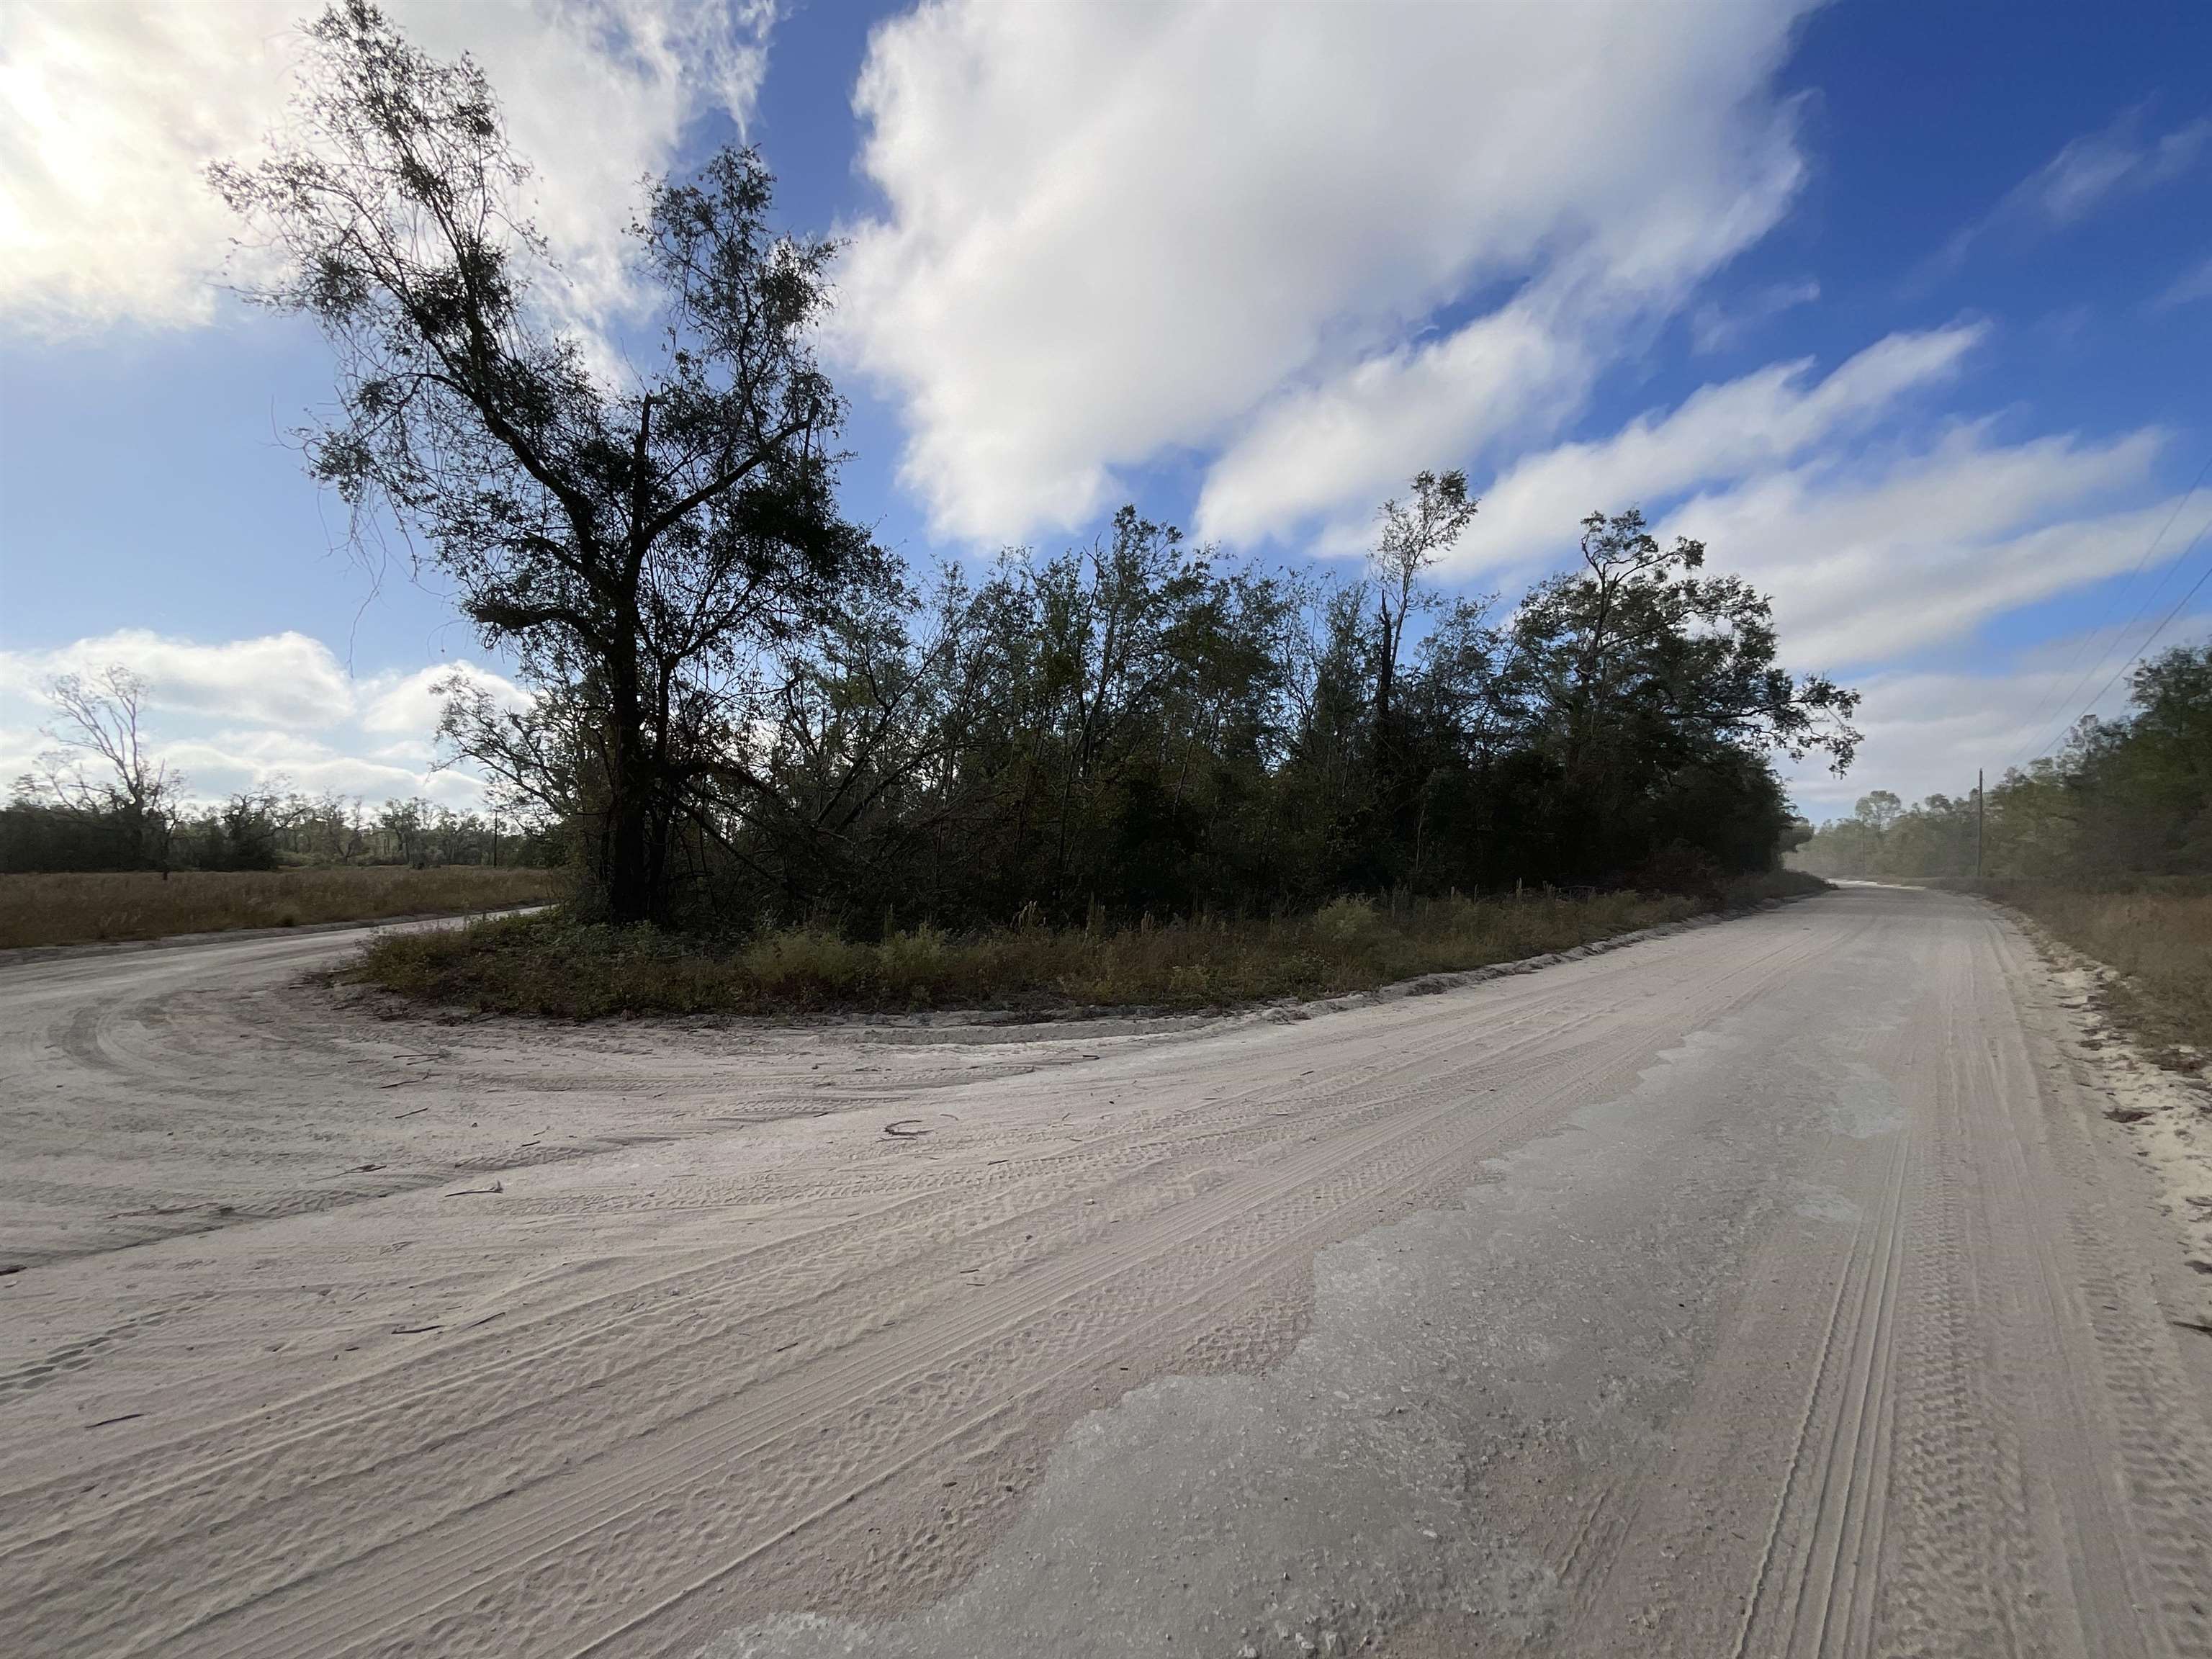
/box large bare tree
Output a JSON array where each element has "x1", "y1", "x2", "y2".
[
  {"x1": 22, "y1": 667, "x2": 181, "y2": 871},
  {"x1": 213, "y1": 0, "x2": 881, "y2": 923}
]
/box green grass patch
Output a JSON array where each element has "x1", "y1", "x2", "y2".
[{"x1": 346, "y1": 871, "x2": 1825, "y2": 1020}]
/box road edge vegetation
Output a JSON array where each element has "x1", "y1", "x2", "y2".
[
  {"x1": 343, "y1": 872, "x2": 1827, "y2": 1021},
  {"x1": 1990, "y1": 883, "x2": 2206, "y2": 1068}
]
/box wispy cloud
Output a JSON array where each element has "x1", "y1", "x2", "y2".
[
  {"x1": 2154, "y1": 251, "x2": 2212, "y2": 310},
  {"x1": 1452, "y1": 324, "x2": 1985, "y2": 575},
  {"x1": 1658, "y1": 428, "x2": 2176, "y2": 670},
  {"x1": 1934, "y1": 106, "x2": 2210, "y2": 274},
  {"x1": 1689, "y1": 277, "x2": 1820, "y2": 354}
]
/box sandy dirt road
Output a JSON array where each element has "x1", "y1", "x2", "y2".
[{"x1": 2, "y1": 886, "x2": 2209, "y2": 1658}]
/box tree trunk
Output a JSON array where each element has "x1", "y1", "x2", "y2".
[
  {"x1": 602, "y1": 766, "x2": 655, "y2": 925},
  {"x1": 601, "y1": 636, "x2": 658, "y2": 927}
]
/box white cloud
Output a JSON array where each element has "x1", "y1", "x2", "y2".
[
  {"x1": 1658, "y1": 426, "x2": 2175, "y2": 669},
  {"x1": 1367, "y1": 321, "x2": 2181, "y2": 681},
  {"x1": 1457, "y1": 324, "x2": 1985, "y2": 575},
  {"x1": 838, "y1": 0, "x2": 1817, "y2": 544},
  {"x1": 1195, "y1": 299, "x2": 1592, "y2": 554},
  {"x1": 0, "y1": 631, "x2": 526, "y2": 808},
  {"x1": 0, "y1": 0, "x2": 773, "y2": 339},
  {"x1": 2008, "y1": 111, "x2": 2208, "y2": 229},
  {"x1": 1689, "y1": 276, "x2": 1821, "y2": 354},
  {"x1": 359, "y1": 662, "x2": 531, "y2": 737},
  {"x1": 1782, "y1": 664, "x2": 2074, "y2": 817},
  {"x1": 0, "y1": 723, "x2": 45, "y2": 792},
  {"x1": 0, "y1": 629, "x2": 356, "y2": 727},
  {"x1": 158, "y1": 728, "x2": 482, "y2": 806}
]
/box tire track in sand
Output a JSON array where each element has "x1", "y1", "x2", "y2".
[{"x1": 0, "y1": 922, "x2": 1836, "y2": 1658}]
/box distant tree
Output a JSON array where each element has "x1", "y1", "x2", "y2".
[
  {"x1": 1370, "y1": 469, "x2": 1478, "y2": 734},
  {"x1": 377, "y1": 798, "x2": 426, "y2": 865},
  {"x1": 18, "y1": 667, "x2": 181, "y2": 871},
  {"x1": 217, "y1": 788, "x2": 284, "y2": 871},
  {"x1": 213, "y1": 0, "x2": 881, "y2": 924},
  {"x1": 1854, "y1": 789, "x2": 1904, "y2": 833}
]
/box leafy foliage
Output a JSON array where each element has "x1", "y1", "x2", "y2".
[
  {"x1": 212, "y1": 0, "x2": 883, "y2": 924},
  {"x1": 670, "y1": 497, "x2": 1856, "y2": 932}
]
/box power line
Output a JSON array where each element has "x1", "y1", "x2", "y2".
[
  {"x1": 2007, "y1": 447, "x2": 2212, "y2": 770},
  {"x1": 2014, "y1": 505, "x2": 2212, "y2": 769},
  {"x1": 2069, "y1": 534, "x2": 2212, "y2": 726}
]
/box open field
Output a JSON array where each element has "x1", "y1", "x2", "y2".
[
  {"x1": 351, "y1": 870, "x2": 1824, "y2": 1018},
  {"x1": 1992, "y1": 882, "x2": 2212, "y2": 1058},
  {"x1": 4, "y1": 885, "x2": 2209, "y2": 1656},
  {"x1": 0, "y1": 864, "x2": 562, "y2": 950}
]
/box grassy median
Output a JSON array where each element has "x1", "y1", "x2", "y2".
[
  {"x1": 0, "y1": 866, "x2": 562, "y2": 950},
  {"x1": 345, "y1": 871, "x2": 1825, "y2": 1020}
]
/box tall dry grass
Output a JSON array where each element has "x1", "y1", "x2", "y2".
[
  {"x1": 1994, "y1": 882, "x2": 2212, "y2": 1058},
  {"x1": 351, "y1": 871, "x2": 1823, "y2": 1019},
  {"x1": 0, "y1": 866, "x2": 562, "y2": 950}
]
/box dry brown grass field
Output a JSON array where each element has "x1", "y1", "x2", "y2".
[
  {"x1": 1995, "y1": 883, "x2": 2212, "y2": 1060},
  {"x1": 0, "y1": 866, "x2": 561, "y2": 950}
]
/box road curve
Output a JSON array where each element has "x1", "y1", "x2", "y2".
[{"x1": 2, "y1": 885, "x2": 2208, "y2": 1657}]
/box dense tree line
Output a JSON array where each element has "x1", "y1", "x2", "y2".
[
  {"x1": 1791, "y1": 644, "x2": 2211, "y2": 885},
  {"x1": 3, "y1": 665, "x2": 556, "y2": 874},
  {"x1": 593, "y1": 496, "x2": 1854, "y2": 934},
  {"x1": 3, "y1": 765, "x2": 557, "y2": 875},
  {"x1": 189, "y1": 1, "x2": 1857, "y2": 931}
]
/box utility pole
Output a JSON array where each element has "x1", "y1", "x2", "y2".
[{"x1": 1976, "y1": 767, "x2": 1984, "y2": 879}]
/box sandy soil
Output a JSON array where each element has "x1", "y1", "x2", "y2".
[
  {"x1": 2, "y1": 888, "x2": 2208, "y2": 1657},
  {"x1": 0, "y1": 917, "x2": 1220, "y2": 1270},
  {"x1": 2010, "y1": 917, "x2": 2212, "y2": 1297}
]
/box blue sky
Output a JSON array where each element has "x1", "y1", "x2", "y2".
[{"x1": 3, "y1": 0, "x2": 2208, "y2": 818}]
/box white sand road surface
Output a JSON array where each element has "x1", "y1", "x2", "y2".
[{"x1": 2, "y1": 886, "x2": 2210, "y2": 1657}]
